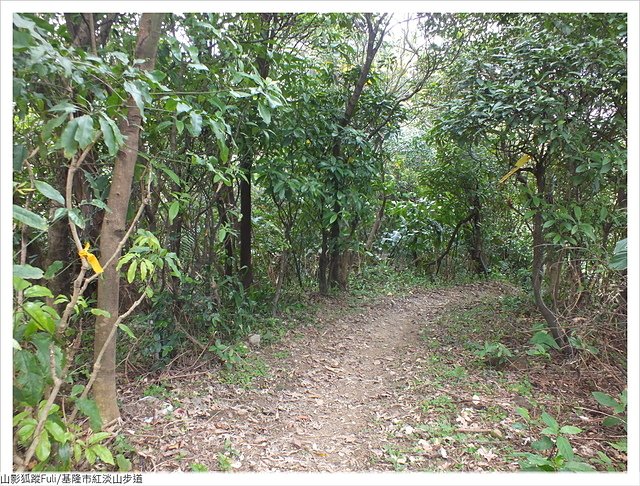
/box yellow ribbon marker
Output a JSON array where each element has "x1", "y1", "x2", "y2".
[
  {"x1": 79, "y1": 242, "x2": 104, "y2": 275},
  {"x1": 499, "y1": 154, "x2": 531, "y2": 184}
]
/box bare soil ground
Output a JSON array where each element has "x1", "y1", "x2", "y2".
[{"x1": 119, "y1": 282, "x2": 627, "y2": 472}]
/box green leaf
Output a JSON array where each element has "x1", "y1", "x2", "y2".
[
  {"x1": 88, "y1": 432, "x2": 112, "y2": 445},
  {"x1": 13, "y1": 144, "x2": 27, "y2": 171},
  {"x1": 43, "y1": 261, "x2": 63, "y2": 280},
  {"x1": 45, "y1": 420, "x2": 67, "y2": 444},
  {"x1": 14, "y1": 264, "x2": 44, "y2": 280},
  {"x1": 573, "y1": 206, "x2": 582, "y2": 220},
  {"x1": 34, "y1": 180, "x2": 65, "y2": 205},
  {"x1": 603, "y1": 417, "x2": 622, "y2": 427},
  {"x1": 127, "y1": 259, "x2": 138, "y2": 283},
  {"x1": 90, "y1": 308, "x2": 111, "y2": 318},
  {"x1": 124, "y1": 81, "x2": 145, "y2": 118},
  {"x1": 116, "y1": 454, "x2": 132, "y2": 472},
  {"x1": 35, "y1": 429, "x2": 51, "y2": 462},
  {"x1": 60, "y1": 118, "x2": 79, "y2": 158},
  {"x1": 563, "y1": 461, "x2": 595, "y2": 472},
  {"x1": 530, "y1": 330, "x2": 560, "y2": 350},
  {"x1": 99, "y1": 115, "x2": 118, "y2": 156},
  {"x1": 76, "y1": 398, "x2": 102, "y2": 431},
  {"x1": 258, "y1": 102, "x2": 271, "y2": 124},
  {"x1": 556, "y1": 436, "x2": 574, "y2": 460},
  {"x1": 68, "y1": 208, "x2": 86, "y2": 229},
  {"x1": 609, "y1": 238, "x2": 627, "y2": 270},
  {"x1": 74, "y1": 115, "x2": 95, "y2": 149},
  {"x1": 592, "y1": 391, "x2": 619, "y2": 409},
  {"x1": 169, "y1": 201, "x2": 180, "y2": 224},
  {"x1": 540, "y1": 412, "x2": 559, "y2": 431},
  {"x1": 42, "y1": 113, "x2": 68, "y2": 141},
  {"x1": 188, "y1": 111, "x2": 203, "y2": 137},
  {"x1": 118, "y1": 323, "x2": 136, "y2": 339},
  {"x1": 85, "y1": 447, "x2": 97, "y2": 465},
  {"x1": 17, "y1": 419, "x2": 37, "y2": 442},
  {"x1": 24, "y1": 285, "x2": 54, "y2": 299},
  {"x1": 89, "y1": 198, "x2": 112, "y2": 213},
  {"x1": 176, "y1": 101, "x2": 191, "y2": 113},
  {"x1": 23, "y1": 301, "x2": 56, "y2": 334},
  {"x1": 531, "y1": 436, "x2": 554, "y2": 451},
  {"x1": 559, "y1": 425, "x2": 582, "y2": 435},
  {"x1": 91, "y1": 444, "x2": 115, "y2": 465},
  {"x1": 516, "y1": 407, "x2": 531, "y2": 421},
  {"x1": 139, "y1": 260, "x2": 148, "y2": 281},
  {"x1": 13, "y1": 205, "x2": 48, "y2": 231}
]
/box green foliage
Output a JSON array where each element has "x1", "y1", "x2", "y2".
[
  {"x1": 592, "y1": 390, "x2": 627, "y2": 431},
  {"x1": 476, "y1": 341, "x2": 513, "y2": 367},
  {"x1": 513, "y1": 408, "x2": 593, "y2": 472}
]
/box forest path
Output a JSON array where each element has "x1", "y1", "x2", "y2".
[{"x1": 122, "y1": 282, "x2": 527, "y2": 472}]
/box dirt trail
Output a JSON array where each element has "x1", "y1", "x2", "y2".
[{"x1": 122, "y1": 283, "x2": 507, "y2": 471}]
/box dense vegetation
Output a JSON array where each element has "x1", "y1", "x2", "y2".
[{"x1": 12, "y1": 12, "x2": 627, "y2": 472}]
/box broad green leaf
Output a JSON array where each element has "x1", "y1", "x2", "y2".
[
  {"x1": 14, "y1": 276, "x2": 32, "y2": 292},
  {"x1": 258, "y1": 102, "x2": 271, "y2": 124},
  {"x1": 76, "y1": 398, "x2": 102, "y2": 431},
  {"x1": 99, "y1": 115, "x2": 117, "y2": 156},
  {"x1": 88, "y1": 432, "x2": 112, "y2": 445},
  {"x1": 176, "y1": 101, "x2": 191, "y2": 113},
  {"x1": 118, "y1": 323, "x2": 136, "y2": 339},
  {"x1": 540, "y1": 412, "x2": 559, "y2": 431},
  {"x1": 85, "y1": 447, "x2": 97, "y2": 465},
  {"x1": 188, "y1": 111, "x2": 203, "y2": 137},
  {"x1": 124, "y1": 81, "x2": 146, "y2": 118},
  {"x1": 559, "y1": 425, "x2": 582, "y2": 435},
  {"x1": 34, "y1": 180, "x2": 65, "y2": 205},
  {"x1": 127, "y1": 259, "x2": 138, "y2": 283},
  {"x1": 74, "y1": 115, "x2": 95, "y2": 148},
  {"x1": 592, "y1": 391, "x2": 619, "y2": 409},
  {"x1": 17, "y1": 419, "x2": 37, "y2": 442},
  {"x1": 556, "y1": 436, "x2": 574, "y2": 460},
  {"x1": 563, "y1": 461, "x2": 595, "y2": 472},
  {"x1": 573, "y1": 206, "x2": 582, "y2": 220},
  {"x1": 90, "y1": 308, "x2": 111, "y2": 318},
  {"x1": 14, "y1": 264, "x2": 44, "y2": 280},
  {"x1": 42, "y1": 113, "x2": 68, "y2": 141},
  {"x1": 35, "y1": 430, "x2": 51, "y2": 462},
  {"x1": 45, "y1": 420, "x2": 67, "y2": 444},
  {"x1": 515, "y1": 407, "x2": 530, "y2": 421},
  {"x1": 531, "y1": 436, "x2": 553, "y2": 451},
  {"x1": 603, "y1": 417, "x2": 622, "y2": 427},
  {"x1": 23, "y1": 301, "x2": 56, "y2": 334},
  {"x1": 139, "y1": 260, "x2": 148, "y2": 281},
  {"x1": 68, "y1": 208, "x2": 86, "y2": 229},
  {"x1": 13, "y1": 205, "x2": 48, "y2": 231},
  {"x1": 13, "y1": 410, "x2": 31, "y2": 427},
  {"x1": 13, "y1": 144, "x2": 26, "y2": 171},
  {"x1": 530, "y1": 330, "x2": 560, "y2": 350},
  {"x1": 609, "y1": 238, "x2": 627, "y2": 270},
  {"x1": 169, "y1": 201, "x2": 180, "y2": 224},
  {"x1": 59, "y1": 118, "x2": 79, "y2": 158},
  {"x1": 116, "y1": 454, "x2": 132, "y2": 472},
  {"x1": 43, "y1": 261, "x2": 63, "y2": 280},
  {"x1": 24, "y1": 285, "x2": 54, "y2": 299},
  {"x1": 91, "y1": 444, "x2": 115, "y2": 465},
  {"x1": 89, "y1": 198, "x2": 112, "y2": 213}
]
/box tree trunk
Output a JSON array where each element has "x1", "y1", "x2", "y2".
[
  {"x1": 93, "y1": 13, "x2": 162, "y2": 424},
  {"x1": 318, "y1": 229, "x2": 329, "y2": 295},
  {"x1": 239, "y1": 156, "x2": 253, "y2": 288},
  {"x1": 531, "y1": 160, "x2": 569, "y2": 351},
  {"x1": 365, "y1": 195, "x2": 386, "y2": 252}
]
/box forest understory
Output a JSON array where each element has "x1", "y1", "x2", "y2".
[{"x1": 115, "y1": 281, "x2": 627, "y2": 473}]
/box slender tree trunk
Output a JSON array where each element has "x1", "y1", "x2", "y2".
[
  {"x1": 318, "y1": 229, "x2": 329, "y2": 295},
  {"x1": 366, "y1": 195, "x2": 386, "y2": 252},
  {"x1": 239, "y1": 155, "x2": 253, "y2": 288},
  {"x1": 93, "y1": 13, "x2": 162, "y2": 423},
  {"x1": 531, "y1": 160, "x2": 568, "y2": 350}
]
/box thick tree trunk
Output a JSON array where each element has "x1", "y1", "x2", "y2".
[
  {"x1": 93, "y1": 13, "x2": 162, "y2": 424},
  {"x1": 318, "y1": 230, "x2": 329, "y2": 295}
]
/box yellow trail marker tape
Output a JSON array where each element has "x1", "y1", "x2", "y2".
[
  {"x1": 499, "y1": 154, "x2": 531, "y2": 184},
  {"x1": 78, "y1": 242, "x2": 104, "y2": 275}
]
